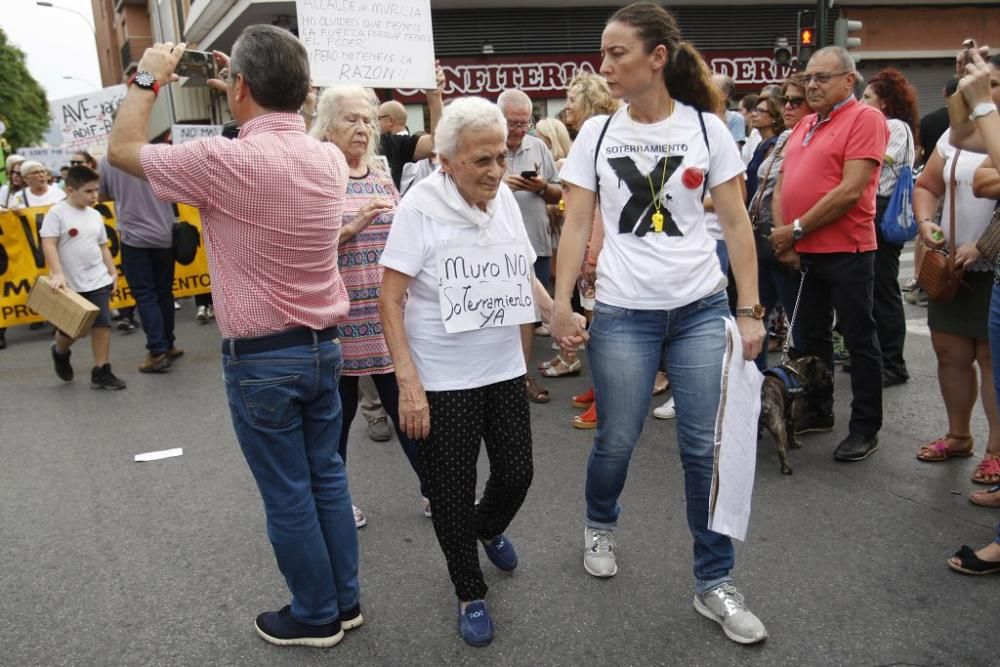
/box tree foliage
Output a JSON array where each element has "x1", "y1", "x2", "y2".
[{"x1": 0, "y1": 27, "x2": 51, "y2": 151}]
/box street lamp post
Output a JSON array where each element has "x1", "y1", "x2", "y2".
[
  {"x1": 62, "y1": 75, "x2": 99, "y2": 90},
  {"x1": 35, "y1": 2, "x2": 96, "y2": 35}
]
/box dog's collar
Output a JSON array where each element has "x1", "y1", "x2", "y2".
[{"x1": 764, "y1": 364, "x2": 806, "y2": 396}]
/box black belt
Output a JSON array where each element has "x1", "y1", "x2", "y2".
[{"x1": 222, "y1": 326, "x2": 339, "y2": 356}]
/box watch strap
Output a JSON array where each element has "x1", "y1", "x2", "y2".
[{"x1": 128, "y1": 72, "x2": 160, "y2": 97}]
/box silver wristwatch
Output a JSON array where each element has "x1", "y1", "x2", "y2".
[{"x1": 970, "y1": 102, "x2": 998, "y2": 121}]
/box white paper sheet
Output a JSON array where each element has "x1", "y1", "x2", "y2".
[
  {"x1": 708, "y1": 317, "x2": 764, "y2": 541},
  {"x1": 134, "y1": 448, "x2": 183, "y2": 462}
]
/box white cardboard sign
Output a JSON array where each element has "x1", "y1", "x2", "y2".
[
  {"x1": 436, "y1": 242, "x2": 536, "y2": 333},
  {"x1": 296, "y1": 0, "x2": 436, "y2": 89},
  {"x1": 16, "y1": 147, "x2": 76, "y2": 173},
  {"x1": 51, "y1": 85, "x2": 127, "y2": 156},
  {"x1": 172, "y1": 124, "x2": 223, "y2": 144}
]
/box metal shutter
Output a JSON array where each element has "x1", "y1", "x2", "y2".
[{"x1": 857, "y1": 59, "x2": 954, "y2": 119}]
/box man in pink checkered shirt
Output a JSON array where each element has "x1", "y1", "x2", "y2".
[{"x1": 108, "y1": 25, "x2": 362, "y2": 649}]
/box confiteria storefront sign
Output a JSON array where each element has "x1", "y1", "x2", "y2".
[{"x1": 394, "y1": 52, "x2": 792, "y2": 102}]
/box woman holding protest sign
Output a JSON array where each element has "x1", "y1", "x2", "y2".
[
  {"x1": 380, "y1": 97, "x2": 585, "y2": 646},
  {"x1": 310, "y1": 85, "x2": 428, "y2": 528},
  {"x1": 551, "y1": 2, "x2": 767, "y2": 645}
]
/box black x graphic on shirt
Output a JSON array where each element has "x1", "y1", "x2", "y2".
[{"x1": 608, "y1": 155, "x2": 685, "y2": 237}]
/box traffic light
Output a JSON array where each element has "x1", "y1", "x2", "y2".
[
  {"x1": 773, "y1": 37, "x2": 793, "y2": 66},
  {"x1": 835, "y1": 18, "x2": 863, "y2": 51},
  {"x1": 797, "y1": 10, "x2": 817, "y2": 64}
]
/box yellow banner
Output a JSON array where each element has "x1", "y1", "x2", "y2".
[{"x1": 0, "y1": 202, "x2": 211, "y2": 327}]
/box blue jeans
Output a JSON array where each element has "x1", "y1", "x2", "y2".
[
  {"x1": 715, "y1": 240, "x2": 729, "y2": 275},
  {"x1": 586, "y1": 290, "x2": 733, "y2": 594},
  {"x1": 534, "y1": 256, "x2": 552, "y2": 290},
  {"x1": 988, "y1": 284, "x2": 1000, "y2": 545},
  {"x1": 223, "y1": 338, "x2": 359, "y2": 624},
  {"x1": 755, "y1": 262, "x2": 802, "y2": 370},
  {"x1": 121, "y1": 244, "x2": 175, "y2": 355}
]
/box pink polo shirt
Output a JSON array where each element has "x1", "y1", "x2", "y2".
[
  {"x1": 141, "y1": 113, "x2": 350, "y2": 338},
  {"x1": 779, "y1": 96, "x2": 888, "y2": 253}
]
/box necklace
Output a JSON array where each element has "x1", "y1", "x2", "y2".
[{"x1": 627, "y1": 100, "x2": 674, "y2": 233}]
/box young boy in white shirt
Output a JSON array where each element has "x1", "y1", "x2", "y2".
[{"x1": 40, "y1": 165, "x2": 127, "y2": 390}]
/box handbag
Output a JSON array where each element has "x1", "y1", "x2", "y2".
[
  {"x1": 917, "y1": 149, "x2": 965, "y2": 303},
  {"x1": 975, "y1": 202, "x2": 1000, "y2": 265},
  {"x1": 748, "y1": 137, "x2": 785, "y2": 266},
  {"x1": 172, "y1": 221, "x2": 201, "y2": 266},
  {"x1": 879, "y1": 128, "x2": 917, "y2": 243}
]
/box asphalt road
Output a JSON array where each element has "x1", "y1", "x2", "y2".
[{"x1": 1, "y1": 263, "x2": 996, "y2": 666}]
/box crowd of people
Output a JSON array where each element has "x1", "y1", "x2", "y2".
[{"x1": 3, "y1": 0, "x2": 999, "y2": 652}]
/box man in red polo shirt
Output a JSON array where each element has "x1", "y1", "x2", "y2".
[
  {"x1": 771, "y1": 46, "x2": 889, "y2": 463},
  {"x1": 108, "y1": 27, "x2": 361, "y2": 649}
]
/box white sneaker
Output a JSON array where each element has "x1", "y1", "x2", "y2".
[
  {"x1": 653, "y1": 397, "x2": 676, "y2": 420},
  {"x1": 196, "y1": 305, "x2": 209, "y2": 322},
  {"x1": 422, "y1": 496, "x2": 432, "y2": 518},
  {"x1": 583, "y1": 527, "x2": 617, "y2": 577},
  {"x1": 693, "y1": 583, "x2": 768, "y2": 644},
  {"x1": 353, "y1": 504, "x2": 367, "y2": 529},
  {"x1": 206, "y1": 305, "x2": 215, "y2": 320}
]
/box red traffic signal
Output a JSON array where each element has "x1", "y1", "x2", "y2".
[{"x1": 800, "y1": 27, "x2": 815, "y2": 46}]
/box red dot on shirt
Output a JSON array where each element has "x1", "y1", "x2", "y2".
[
  {"x1": 68, "y1": 228, "x2": 78, "y2": 237},
  {"x1": 682, "y1": 167, "x2": 704, "y2": 190}
]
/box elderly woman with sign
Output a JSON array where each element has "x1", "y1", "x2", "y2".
[{"x1": 380, "y1": 96, "x2": 584, "y2": 647}]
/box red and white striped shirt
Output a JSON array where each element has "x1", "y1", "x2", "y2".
[{"x1": 141, "y1": 113, "x2": 350, "y2": 338}]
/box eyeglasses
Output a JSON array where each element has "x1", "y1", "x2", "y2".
[
  {"x1": 69, "y1": 160, "x2": 85, "y2": 166},
  {"x1": 25, "y1": 171, "x2": 46, "y2": 177},
  {"x1": 506, "y1": 121, "x2": 533, "y2": 130},
  {"x1": 781, "y1": 96, "x2": 806, "y2": 109},
  {"x1": 752, "y1": 107, "x2": 771, "y2": 115},
  {"x1": 377, "y1": 114, "x2": 392, "y2": 121},
  {"x1": 801, "y1": 71, "x2": 850, "y2": 85}
]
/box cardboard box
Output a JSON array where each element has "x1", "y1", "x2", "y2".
[{"x1": 26, "y1": 276, "x2": 100, "y2": 339}]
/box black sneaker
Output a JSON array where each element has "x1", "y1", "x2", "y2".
[
  {"x1": 254, "y1": 605, "x2": 344, "y2": 648},
  {"x1": 51, "y1": 344, "x2": 73, "y2": 382},
  {"x1": 833, "y1": 433, "x2": 879, "y2": 462},
  {"x1": 339, "y1": 603, "x2": 364, "y2": 631},
  {"x1": 91, "y1": 364, "x2": 127, "y2": 390},
  {"x1": 116, "y1": 318, "x2": 138, "y2": 333},
  {"x1": 883, "y1": 371, "x2": 909, "y2": 388},
  {"x1": 794, "y1": 412, "x2": 834, "y2": 435}
]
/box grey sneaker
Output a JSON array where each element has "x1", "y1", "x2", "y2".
[
  {"x1": 367, "y1": 417, "x2": 392, "y2": 442},
  {"x1": 693, "y1": 583, "x2": 767, "y2": 644},
  {"x1": 583, "y1": 528, "x2": 617, "y2": 577}
]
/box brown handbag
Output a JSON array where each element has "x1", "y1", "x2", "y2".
[
  {"x1": 918, "y1": 149, "x2": 966, "y2": 303},
  {"x1": 975, "y1": 205, "x2": 1000, "y2": 265}
]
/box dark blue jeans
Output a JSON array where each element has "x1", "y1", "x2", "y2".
[
  {"x1": 121, "y1": 244, "x2": 175, "y2": 355},
  {"x1": 756, "y1": 261, "x2": 802, "y2": 370},
  {"x1": 988, "y1": 283, "x2": 1000, "y2": 545},
  {"x1": 223, "y1": 338, "x2": 359, "y2": 624},
  {"x1": 586, "y1": 290, "x2": 733, "y2": 594}
]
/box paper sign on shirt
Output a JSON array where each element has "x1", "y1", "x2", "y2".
[
  {"x1": 436, "y1": 241, "x2": 536, "y2": 333},
  {"x1": 295, "y1": 0, "x2": 436, "y2": 89}
]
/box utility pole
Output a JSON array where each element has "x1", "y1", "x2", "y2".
[{"x1": 816, "y1": 0, "x2": 828, "y2": 47}]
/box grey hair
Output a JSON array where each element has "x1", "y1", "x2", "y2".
[
  {"x1": 310, "y1": 85, "x2": 383, "y2": 172},
  {"x1": 5, "y1": 154, "x2": 24, "y2": 171},
  {"x1": 811, "y1": 46, "x2": 857, "y2": 73},
  {"x1": 230, "y1": 24, "x2": 310, "y2": 112},
  {"x1": 19, "y1": 160, "x2": 47, "y2": 176},
  {"x1": 497, "y1": 89, "x2": 532, "y2": 114},
  {"x1": 712, "y1": 74, "x2": 736, "y2": 99},
  {"x1": 435, "y1": 97, "x2": 507, "y2": 159}
]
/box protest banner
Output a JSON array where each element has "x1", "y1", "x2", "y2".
[
  {"x1": 172, "y1": 125, "x2": 223, "y2": 144},
  {"x1": 51, "y1": 84, "x2": 128, "y2": 157},
  {"x1": 15, "y1": 147, "x2": 77, "y2": 174},
  {"x1": 296, "y1": 0, "x2": 436, "y2": 89},
  {"x1": 0, "y1": 202, "x2": 210, "y2": 328},
  {"x1": 435, "y1": 242, "x2": 536, "y2": 333}
]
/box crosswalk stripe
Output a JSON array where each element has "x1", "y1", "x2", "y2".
[{"x1": 906, "y1": 318, "x2": 930, "y2": 336}]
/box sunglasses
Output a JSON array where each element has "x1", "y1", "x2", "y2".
[
  {"x1": 781, "y1": 96, "x2": 806, "y2": 109},
  {"x1": 69, "y1": 160, "x2": 85, "y2": 166}
]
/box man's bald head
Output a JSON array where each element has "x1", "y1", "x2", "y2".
[{"x1": 378, "y1": 100, "x2": 408, "y2": 134}]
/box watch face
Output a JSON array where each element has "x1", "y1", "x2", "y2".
[{"x1": 135, "y1": 71, "x2": 156, "y2": 87}]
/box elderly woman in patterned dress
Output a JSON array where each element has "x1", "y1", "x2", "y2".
[{"x1": 311, "y1": 86, "x2": 428, "y2": 527}]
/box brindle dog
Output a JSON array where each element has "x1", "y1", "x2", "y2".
[{"x1": 759, "y1": 355, "x2": 832, "y2": 475}]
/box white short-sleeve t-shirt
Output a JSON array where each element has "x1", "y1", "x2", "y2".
[
  {"x1": 39, "y1": 201, "x2": 113, "y2": 293},
  {"x1": 380, "y1": 178, "x2": 537, "y2": 392},
  {"x1": 937, "y1": 129, "x2": 997, "y2": 270},
  {"x1": 560, "y1": 102, "x2": 745, "y2": 310}
]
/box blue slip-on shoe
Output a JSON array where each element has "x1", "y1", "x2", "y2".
[
  {"x1": 480, "y1": 533, "x2": 518, "y2": 571},
  {"x1": 254, "y1": 605, "x2": 344, "y2": 648},
  {"x1": 339, "y1": 603, "x2": 364, "y2": 631},
  {"x1": 457, "y1": 600, "x2": 494, "y2": 647}
]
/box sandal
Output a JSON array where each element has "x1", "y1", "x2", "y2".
[
  {"x1": 916, "y1": 434, "x2": 974, "y2": 461},
  {"x1": 538, "y1": 353, "x2": 563, "y2": 370},
  {"x1": 971, "y1": 454, "x2": 1000, "y2": 484},
  {"x1": 573, "y1": 402, "x2": 597, "y2": 429},
  {"x1": 948, "y1": 545, "x2": 1000, "y2": 575},
  {"x1": 525, "y1": 376, "x2": 551, "y2": 404},
  {"x1": 541, "y1": 355, "x2": 582, "y2": 378},
  {"x1": 969, "y1": 484, "x2": 1000, "y2": 508},
  {"x1": 653, "y1": 371, "x2": 670, "y2": 396},
  {"x1": 571, "y1": 387, "x2": 595, "y2": 408}
]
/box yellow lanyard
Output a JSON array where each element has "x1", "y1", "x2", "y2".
[{"x1": 627, "y1": 101, "x2": 673, "y2": 233}]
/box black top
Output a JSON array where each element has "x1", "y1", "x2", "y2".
[
  {"x1": 380, "y1": 133, "x2": 421, "y2": 189},
  {"x1": 918, "y1": 106, "x2": 948, "y2": 167}
]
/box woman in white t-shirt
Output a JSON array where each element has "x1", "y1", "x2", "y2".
[
  {"x1": 10, "y1": 160, "x2": 66, "y2": 209},
  {"x1": 380, "y1": 97, "x2": 585, "y2": 647},
  {"x1": 550, "y1": 2, "x2": 767, "y2": 645}
]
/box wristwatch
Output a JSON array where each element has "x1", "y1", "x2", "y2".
[
  {"x1": 735, "y1": 304, "x2": 766, "y2": 319},
  {"x1": 128, "y1": 71, "x2": 160, "y2": 97},
  {"x1": 970, "y1": 102, "x2": 998, "y2": 121},
  {"x1": 791, "y1": 218, "x2": 804, "y2": 240}
]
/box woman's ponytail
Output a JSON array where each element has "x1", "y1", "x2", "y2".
[{"x1": 665, "y1": 41, "x2": 724, "y2": 116}]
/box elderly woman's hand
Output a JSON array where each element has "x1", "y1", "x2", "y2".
[
  {"x1": 955, "y1": 241, "x2": 982, "y2": 270},
  {"x1": 918, "y1": 220, "x2": 947, "y2": 250},
  {"x1": 957, "y1": 45, "x2": 994, "y2": 107},
  {"x1": 551, "y1": 300, "x2": 589, "y2": 351},
  {"x1": 355, "y1": 198, "x2": 395, "y2": 228},
  {"x1": 398, "y1": 377, "x2": 431, "y2": 441}
]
